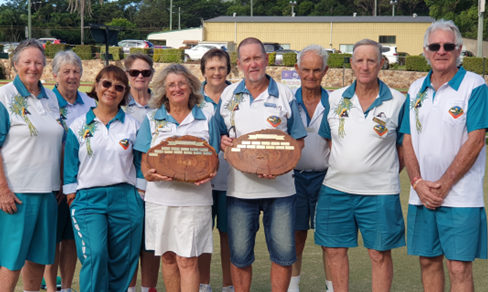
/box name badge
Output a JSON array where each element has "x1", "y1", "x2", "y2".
[
  {"x1": 373, "y1": 117, "x2": 386, "y2": 126},
  {"x1": 264, "y1": 103, "x2": 277, "y2": 108},
  {"x1": 158, "y1": 127, "x2": 172, "y2": 132},
  {"x1": 305, "y1": 127, "x2": 315, "y2": 133}
]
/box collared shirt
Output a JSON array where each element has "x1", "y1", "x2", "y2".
[
  {"x1": 319, "y1": 79, "x2": 405, "y2": 195},
  {"x1": 400, "y1": 67, "x2": 488, "y2": 207},
  {"x1": 122, "y1": 90, "x2": 153, "y2": 123},
  {"x1": 133, "y1": 104, "x2": 220, "y2": 206},
  {"x1": 199, "y1": 80, "x2": 232, "y2": 191},
  {"x1": 294, "y1": 87, "x2": 330, "y2": 172},
  {"x1": 215, "y1": 75, "x2": 307, "y2": 199},
  {"x1": 0, "y1": 76, "x2": 64, "y2": 192},
  {"x1": 63, "y1": 108, "x2": 143, "y2": 194}
]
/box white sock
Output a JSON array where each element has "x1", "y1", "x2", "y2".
[
  {"x1": 141, "y1": 287, "x2": 151, "y2": 292},
  {"x1": 127, "y1": 287, "x2": 136, "y2": 292},
  {"x1": 287, "y1": 275, "x2": 300, "y2": 292},
  {"x1": 61, "y1": 289, "x2": 72, "y2": 292},
  {"x1": 326, "y1": 280, "x2": 334, "y2": 292},
  {"x1": 24, "y1": 291, "x2": 39, "y2": 292}
]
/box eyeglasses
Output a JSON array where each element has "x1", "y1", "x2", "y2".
[
  {"x1": 205, "y1": 66, "x2": 227, "y2": 73},
  {"x1": 167, "y1": 81, "x2": 188, "y2": 89},
  {"x1": 100, "y1": 80, "x2": 126, "y2": 92},
  {"x1": 426, "y1": 43, "x2": 459, "y2": 52},
  {"x1": 127, "y1": 69, "x2": 152, "y2": 78}
]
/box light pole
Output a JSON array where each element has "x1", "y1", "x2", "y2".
[
  {"x1": 178, "y1": 7, "x2": 181, "y2": 30},
  {"x1": 170, "y1": 0, "x2": 172, "y2": 31},
  {"x1": 390, "y1": 0, "x2": 398, "y2": 16},
  {"x1": 251, "y1": 0, "x2": 253, "y2": 16},
  {"x1": 28, "y1": 0, "x2": 31, "y2": 38},
  {"x1": 290, "y1": 1, "x2": 297, "y2": 16}
]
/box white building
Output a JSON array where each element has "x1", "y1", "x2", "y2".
[{"x1": 147, "y1": 27, "x2": 204, "y2": 49}]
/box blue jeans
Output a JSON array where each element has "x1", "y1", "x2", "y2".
[{"x1": 227, "y1": 195, "x2": 297, "y2": 268}]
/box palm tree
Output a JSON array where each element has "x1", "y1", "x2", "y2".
[{"x1": 67, "y1": 0, "x2": 102, "y2": 44}]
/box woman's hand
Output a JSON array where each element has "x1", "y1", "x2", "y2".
[
  {"x1": 194, "y1": 171, "x2": 217, "y2": 186},
  {"x1": 0, "y1": 183, "x2": 22, "y2": 214},
  {"x1": 220, "y1": 135, "x2": 234, "y2": 152},
  {"x1": 258, "y1": 174, "x2": 277, "y2": 180},
  {"x1": 145, "y1": 168, "x2": 173, "y2": 182},
  {"x1": 67, "y1": 193, "x2": 76, "y2": 207}
]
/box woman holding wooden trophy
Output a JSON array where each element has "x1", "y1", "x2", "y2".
[{"x1": 134, "y1": 64, "x2": 220, "y2": 292}]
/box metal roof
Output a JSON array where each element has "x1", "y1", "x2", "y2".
[{"x1": 205, "y1": 16, "x2": 435, "y2": 23}]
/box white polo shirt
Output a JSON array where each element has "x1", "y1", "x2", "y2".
[
  {"x1": 215, "y1": 76, "x2": 307, "y2": 199},
  {"x1": 400, "y1": 67, "x2": 488, "y2": 207},
  {"x1": 63, "y1": 108, "x2": 143, "y2": 194},
  {"x1": 133, "y1": 104, "x2": 220, "y2": 207},
  {"x1": 0, "y1": 76, "x2": 64, "y2": 193},
  {"x1": 122, "y1": 91, "x2": 153, "y2": 123},
  {"x1": 294, "y1": 87, "x2": 330, "y2": 172},
  {"x1": 319, "y1": 79, "x2": 405, "y2": 195}
]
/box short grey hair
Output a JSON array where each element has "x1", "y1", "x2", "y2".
[
  {"x1": 150, "y1": 64, "x2": 203, "y2": 111},
  {"x1": 11, "y1": 39, "x2": 46, "y2": 71},
  {"x1": 352, "y1": 39, "x2": 383, "y2": 64},
  {"x1": 52, "y1": 50, "x2": 83, "y2": 76},
  {"x1": 297, "y1": 44, "x2": 329, "y2": 70},
  {"x1": 423, "y1": 19, "x2": 463, "y2": 66}
]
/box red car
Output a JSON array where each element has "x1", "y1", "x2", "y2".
[{"x1": 38, "y1": 38, "x2": 61, "y2": 48}]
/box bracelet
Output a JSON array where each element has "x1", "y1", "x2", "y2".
[
  {"x1": 411, "y1": 176, "x2": 422, "y2": 186},
  {"x1": 412, "y1": 178, "x2": 423, "y2": 190}
]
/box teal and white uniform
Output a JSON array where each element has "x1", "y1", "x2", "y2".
[
  {"x1": 64, "y1": 108, "x2": 144, "y2": 292},
  {"x1": 54, "y1": 86, "x2": 96, "y2": 243},
  {"x1": 122, "y1": 90, "x2": 153, "y2": 123},
  {"x1": 315, "y1": 79, "x2": 406, "y2": 251},
  {"x1": 400, "y1": 67, "x2": 488, "y2": 261},
  {"x1": 293, "y1": 87, "x2": 330, "y2": 230},
  {"x1": 0, "y1": 76, "x2": 63, "y2": 271}
]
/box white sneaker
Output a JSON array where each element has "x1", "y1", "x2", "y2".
[
  {"x1": 199, "y1": 284, "x2": 212, "y2": 292},
  {"x1": 222, "y1": 286, "x2": 235, "y2": 292}
]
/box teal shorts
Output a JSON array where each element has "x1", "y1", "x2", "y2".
[
  {"x1": 407, "y1": 205, "x2": 488, "y2": 261},
  {"x1": 0, "y1": 192, "x2": 57, "y2": 271},
  {"x1": 314, "y1": 186, "x2": 406, "y2": 251},
  {"x1": 212, "y1": 190, "x2": 228, "y2": 233}
]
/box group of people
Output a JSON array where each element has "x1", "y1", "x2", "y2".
[{"x1": 0, "y1": 18, "x2": 487, "y2": 292}]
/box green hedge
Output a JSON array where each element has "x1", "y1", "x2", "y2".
[
  {"x1": 0, "y1": 63, "x2": 4, "y2": 79},
  {"x1": 463, "y1": 57, "x2": 486, "y2": 74},
  {"x1": 229, "y1": 51, "x2": 238, "y2": 66},
  {"x1": 268, "y1": 52, "x2": 276, "y2": 66},
  {"x1": 0, "y1": 45, "x2": 3, "y2": 53},
  {"x1": 45, "y1": 44, "x2": 69, "y2": 58},
  {"x1": 72, "y1": 45, "x2": 96, "y2": 60},
  {"x1": 282, "y1": 53, "x2": 297, "y2": 66},
  {"x1": 100, "y1": 46, "x2": 124, "y2": 61},
  {"x1": 129, "y1": 47, "x2": 152, "y2": 55},
  {"x1": 153, "y1": 48, "x2": 184, "y2": 63},
  {"x1": 405, "y1": 56, "x2": 431, "y2": 72},
  {"x1": 327, "y1": 53, "x2": 352, "y2": 68}
]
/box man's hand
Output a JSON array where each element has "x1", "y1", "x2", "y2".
[
  {"x1": 258, "y1": 174, "x2": 277, "y2": 180},
  {"x1": 194, "y1": 171, "x2": 217, "y2": 186},
  {"x1": 0, "y1": 184, "x2": 21, "y2": 214},
  {"x1": 220, "y1": 135, "x2": 234, "y2": 152},
  {"x1": 415, "y1": 180, "x2": 443, "y2": 209},
  {"x1": 430, "y1": 177, "x2": 453, "y2": 201},
  {"x1": 144, "y1": 168, "x2": 173, "y2": 182}
]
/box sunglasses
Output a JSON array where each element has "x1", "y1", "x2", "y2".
[
  {"x1": 426, "y1": 43, "x2": 458, "y2": 52},
  {"x1": 127, "y1": 69, "x2": 152, "y2": 78},
  {"x1": 100, "y1": 80, "x2": 126, "y2": 92}
]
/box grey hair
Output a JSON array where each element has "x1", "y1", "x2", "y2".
[
  {"x1": 52, "y1": 50, "x2": 83, "y2": 76},
  {"x1": 297, "y1": 44, "x2": 329, "y2": 70},
  {"x1": 423, "y1": 19, "x2": 463, "y2": 66},
  {"x1": 352, "y1": 39, "x2": 383, "y2": 64},
  {"x1": 149, "y1": 64, "x2": 203, "y2": 111},
  {"x1": 11, "y1": 39, "x2": 46, "y2": 72}
]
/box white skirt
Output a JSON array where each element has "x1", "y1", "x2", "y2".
[{"x1": 145, "y1": 202, "x2": 213, "y2": 257}]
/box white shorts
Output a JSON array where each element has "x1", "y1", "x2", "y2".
[{"x1": 145, "y1": 202, "x2": 213, "y2": 257}]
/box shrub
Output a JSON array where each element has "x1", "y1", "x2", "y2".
[
  {"x1": 153, "y1": 49, "x2": 184, "y2": 63},
  {"x1": 405, "y1": 56, "x2": 431, "y2": 72},
  {"x1": 100, "y1": 46, "x2": 124, "y2": 61},
  {"x1": 72, "y1": 45, "x2": 96, "y2": 60},
  {"x1": 0, "y1": 45, "x2": 3, "y2": 53},
  {"x1": 0, "y1": 63, "x2": 4, "y2": 79},
  {"x1": 463, "y1": 57, "x2": 486, "y2": 74},
  {"x1": 129, "y1": 47, "x2": 152, "y2": 55},
  {"x1": 45, "y1": 44, "x2": 69, "y2": 58},
  {"x1": 327, "y1": 53, "x2": 352, "y2": 68},
  {"x1": 229, "y1": 51, "x2": 238, "y2": 66},
  {"x1": 282, "y1": 53, "x2": 297, "y2": 66},
  {"x1": 268, "y1": 52, "x2": 276, "y2": 66}
]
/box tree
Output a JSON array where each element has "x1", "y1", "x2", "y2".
[
  {"x1": 67, "y1": 0, "x2": 103, "y2": 44},
  {"x1": 105, "y1": 17, "x2": 141, "y2": 41}
]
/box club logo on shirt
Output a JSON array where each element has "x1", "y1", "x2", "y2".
[
  {"x1": 9, "y1": 94, "x2": 38, "y2": 136},
  {"x1": 373, "y1": 124, "x2": 388, "y2": 136},
  {"x1": 150, "y1": 112, "x2": 168, "y2": 144},
  {"x1": 119, "y1": 139, "x2": 130, "y2": 150},
  {"x1": 333, "y1": 98, "x2": 354, "y2": 138},
  {"x1": 410, "y1": 91, "x2": 427, "y2": 134},
  {"x1": 267, "y1": 116, "x2": 282, "y2": 127},
  {"x1": 225, "y1": 93, "x2": 245, "y2": 135},
  {"x1": 448, "y1": 106, "x2": 464, "y2": 119}
]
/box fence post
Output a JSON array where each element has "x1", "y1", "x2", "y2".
[{"x1": 483, "y1": 57, "x2": 485, "y2": 79}]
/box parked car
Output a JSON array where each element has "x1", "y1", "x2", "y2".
[
  {"x1": 381, "y1": 45, "x2": 399, "y2": 69},
  {"x1": 263, "y1": 42, "x2": 283, "y2": 53},
  {"x1": 38, "y1": 38, "x2": 61, "y2": 48},
  {"x1": 184, "y1": 44, "x2": 227, "y2": 61},
  {"x1": 118, "y1": 40, "x2": 154, "y2": 55},
  {"x1": 397, "y1": 52, "x2": 410, "y2": 66},
  {"x1": 460, "y1": 49, "x2": 474, "y2": 65},
  {"x1": 274, "y1": 49, "x2": 299, "y2": 65},
  {"x1": 154, "y1": 45, "x2": 172, "y2": 49},
  {"x1": 3, "y1": 42, "x2": 19, "y2": 53}
]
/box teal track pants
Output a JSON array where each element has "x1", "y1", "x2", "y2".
[{"x1": 70, "y1": 183, "x2": 144, "y2": 292}]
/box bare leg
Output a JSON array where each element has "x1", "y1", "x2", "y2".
[
  {"x1": 21, "y1": 261, "x2": 45, "y2": 291},
  {"x1": 176, "y1": 255, "x2": 199, "y2": 292},
  {"x1": 162, "y1": 252, "x2": 181, "y2": 292},
  {"x1": 43, "y1": 243, "x2": 60, "y2": 292},
  {"x1": 291, "y1": 230, "x2": 308, "y2": 277},
  {"x1": 59, "y1": 239, "x2": 77, "y2": 289},
  {"x1": 231, "y1": 264, "x2": 252, "y2": 292},
  {"x1": 324, "y1": 247, "x2": 349, "y2": 292},
  {"x1": 141, "y1": 250, "x2": 161, "y2": 288},
  {"x1": 271, "y1": 262, "x2": 292, "y2": 292},
  {"x1": 419, "y1": 256, "x2": 445, "y2": 292},
  {"x1": 0, "y1": 267, "x2": 21, "y2": 292},
  {"x1": 219, "y1": 231, "x2": 233, "y2": 287},
  {"x1": 198, "y1": 253, "x2": 212, "y2": 285},
  {"x1": 368, "y1": 249, "x2": 393, "y2": 292},
  {"x1": 446, "y1": 260, "x2": 473, "y2": 292},
  {"x1": 129, "y1": 265, "x2": 138, "y2": 288},
  {"x1": 322, "y1": 249, "x2": 332, "y2": 281}
]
